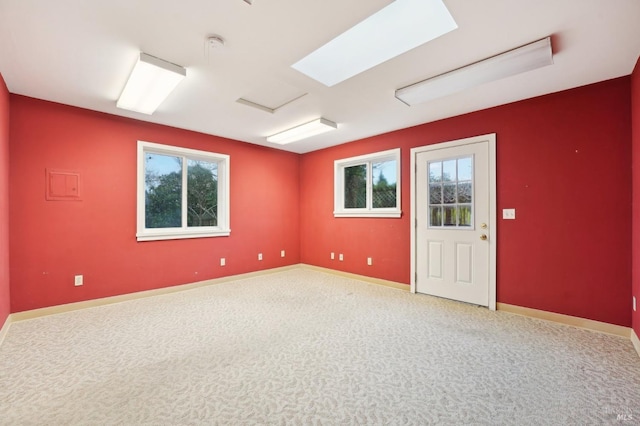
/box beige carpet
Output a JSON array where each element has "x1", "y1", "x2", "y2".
[{"x1": 0, "y1": 269, "x2": 638, "y2": 425}]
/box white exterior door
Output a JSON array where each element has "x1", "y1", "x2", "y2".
[{"x1": 411, "y1": 134, "x2": 496, "y2": 308}]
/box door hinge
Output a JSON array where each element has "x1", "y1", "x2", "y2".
[{"x1": 415, "y1": 272, "x2": 417, "y2": 284}]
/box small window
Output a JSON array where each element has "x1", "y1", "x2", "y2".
[
  {"x1": 428, "y1": 156, "x2": 473, "y2": 228},
  {"x1": 137, "y1": 141, "x2": 230, "y2": 241},
  {"x1": 334, "y1": 148, "x2": 401, "y2": 218}
]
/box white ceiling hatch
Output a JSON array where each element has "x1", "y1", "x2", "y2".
[
  {"x1": 236, "y1": 79, "x2": 307, "y2": 114},
  {"x1": 0, "y1": 0, "x2": 639, "y2": 154}
]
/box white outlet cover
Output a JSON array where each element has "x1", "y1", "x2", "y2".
[
  {"x1": 339, "y1": 254, "x2": 344, "y2": 261},
  {"x1": 74, "y1": 275, "x2": 83, "y2": 286},
  {"x1": 502, "y1": 208, "x2": 516, "y2": 219},
  {"x1": 281, "y1": 250, "x2": 285, "y2": 257},
  {"x1": 331, "y1": 252, "x2": 335, "y2": 260},
  {"x1": 220, "y1": 258, "x2": 226, "y2": 266}
]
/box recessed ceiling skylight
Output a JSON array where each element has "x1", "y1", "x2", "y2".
[{"x1": 291, "y1": 0, "x2": 457, "y2": 87}]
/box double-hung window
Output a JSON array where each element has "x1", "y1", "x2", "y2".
[
  {"x1": 334, "y1": 148, "x2": 401, "y2": 217},
  {"x1": 137, "y1": 141, "x2": 230, "y2": 241}
]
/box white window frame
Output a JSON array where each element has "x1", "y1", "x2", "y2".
[
  {"x1": 334, "y1": 148, "x2": 401, "y2": 218},
  {"x1": 137, "y1": 141, "x2": 230, "y2": 241}
]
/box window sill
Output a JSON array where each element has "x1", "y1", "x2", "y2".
[
  {"x1": 137, "y1": 228, "x2": 231, "y2": 242},
  {"x1": 333, "y1": 211, "x2": 402, "y2": 218}
]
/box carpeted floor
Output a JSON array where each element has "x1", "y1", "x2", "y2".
[{"x1": 0, "y1": 269, "x2": 639, "y2": 425}]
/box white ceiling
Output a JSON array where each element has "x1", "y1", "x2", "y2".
[{"x1": 1, "y1": 0, "x2": 639, "y2": 154}]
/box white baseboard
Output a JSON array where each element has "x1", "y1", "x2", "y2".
[
  {"x1": 0, "y1": 314, "x2": 11, "y2": 347},
  {"x1": 497, "y1": 302, "x2": 631, "y2": 338},
  {"x1": 299, "y1": 264, "x2": 409, "y2": 291},
  {"x1": 632, "y1": 329, "x2": 640, "y2": 359}
]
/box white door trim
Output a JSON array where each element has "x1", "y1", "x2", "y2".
[{"x1": 410, "y1": 134, "x2": 497, "y2": 310}]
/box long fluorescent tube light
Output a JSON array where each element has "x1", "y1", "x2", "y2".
[
  {"x1": 117, "y1": 53, "x2": 186, "y2": 115},
  {"x1": 267, "y1": 118, "x2": 337, "y2": 144},
  {"x1": 395, "y1": 37, "x2": 553, "y2": 106},
  {"x1": 292, "y1": 0, "x2": 457, "y2": 87}
]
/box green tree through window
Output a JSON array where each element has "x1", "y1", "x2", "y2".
[
  {"x1": 372, "y1": 169, "x2": 397, "y2": 208},
  {"x1": 187, "y1": 160, "x2": 218, "y2": 227},
  {"x1": 145, "y1": 155, "x2": 218, "y2": 228},
  {"x1": 334, "y1": 148, "x2": 401, "y2": 218},
  {"x1": 344, "y1": 164, "x2": 366, "y2": 208},
  {"x1": 137, "y1": 141, "x2": 229, "y2": 241}
]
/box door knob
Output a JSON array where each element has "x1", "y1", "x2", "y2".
[{"x1": 480, "y1": 234, "x2": 488, "y2": 241}]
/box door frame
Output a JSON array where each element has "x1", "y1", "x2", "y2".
[{"x1": 410, "y1": 134, "x2": 497, "y2": 310}]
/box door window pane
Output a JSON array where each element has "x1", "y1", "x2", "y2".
[
  {"x1": 443, "y1": 183, "x2": 456, "y2": 204},
  {"x1": 429, "y1": 184, "x2": 441, "y2": 204},
  {"x1": 458, "y1": 205, "x2": 472, "y2": 226},
  {"x1": 429, "y1": 162, "x2": 442, "y2": 183},
  {"x1": 458, "y1": 157, "x2": 472, "y2": 181},
  {"x1": 458, "y1": 182, "x2": 472, "y2": 203},
  {"x1": 443, "y1": 206, "x2": 457, "y2": 226},
  {"x1": 429, "y1": 206, "x2": 442, "y2": 226},
  {"x1": 442, "y1": 160, "x2": 456, "y2": 182}
]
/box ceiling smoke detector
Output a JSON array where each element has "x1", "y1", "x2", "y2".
[{"x1": 207, "y1": 35, "x2": 225, "y2": 49}]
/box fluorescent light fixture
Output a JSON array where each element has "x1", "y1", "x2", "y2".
[
  {"x1": 395, "y1": 37, "x2": 553, "y2": 106},
  {"x1": 292, "y1": 0, "x2": 457, "y2": 87},
  {"x1": 117, "y1": 53, "x2": 186, "y2": 115},
  {"x1": 267, "y1": 118, "x2": 338, "y2": 144}
]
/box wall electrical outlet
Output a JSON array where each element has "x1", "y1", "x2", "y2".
[
  {"x1": 367, "y1": 257, "x2": 372, "y2": 266},
  {"x1": 502, "y1": 208, "x2": 516, "y2": 219},
  {"x1": 634, "y1": 296, "x2": 637, "y2": 312},
  {"x1": 281, "y1": 250, "x2": 285, "y2": 258},
  {"x1": 331, "y1": 252, "x2": 335, "y2": 260},
  {"x1": 74, "y1": 275, "x2": 83, "y2": 286},
  {"x1": 258, "y1": 253, "x2": 263, "y2": 261},
  {"x1": 220, "y1": 258, "x2": 226, "y2": 266},
  {"x1": 339, "y1": 253, "x2": 344, "y2": 261}
]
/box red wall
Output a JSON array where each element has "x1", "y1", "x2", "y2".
[
  {"x1": 9, "y1": 96, "x2": 300, "y2": 312},
  {"x1": 6, "y1": 76, "x2": 635, "y2": 329},
  {"x1": 0, "y1": 75, "x2": 10, "y2": 327},
  {"x1": 632, "y1": 57, "x2": 640, "y2": 338},
  {"x1": 300, "y1": 77, "x2": 632, "y2": 327}
]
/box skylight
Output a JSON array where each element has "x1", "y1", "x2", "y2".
[{"x1": 291, "y1": 0, "x2": 457, "y2": 87}]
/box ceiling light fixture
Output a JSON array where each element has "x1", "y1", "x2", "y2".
[
  {"x1": 117, "y1": 53, "x2": 186, "y2": 115},
  {"x1": 395, "y1": 37, "x2": 553, "y2": 106},
  {"x1": 267, "y1": 118, "x2": 337, "y2": 144},
  {"x1": 292, "y1": 0, "x2": 457, "y2": 87}
]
